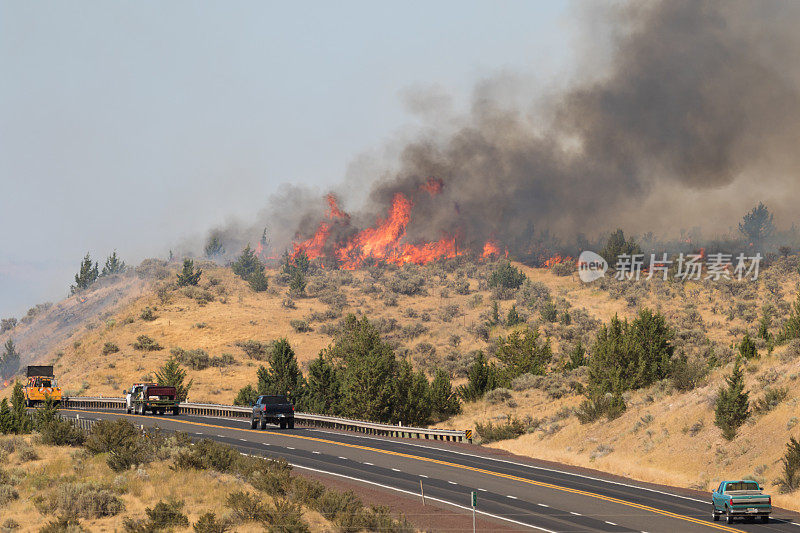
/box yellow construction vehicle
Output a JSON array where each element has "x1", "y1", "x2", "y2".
[{"x1": 24, "y1": 365, "x2": 62, "y2": 406}]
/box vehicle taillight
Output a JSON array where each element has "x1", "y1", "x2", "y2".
[
  {"x1": 292, "y1": 405, "x2": 295, "y2": 412},
  {"x1": 768, "y1": 496, "x2": 771, "y2": 505},
  {"x1": 263, "y1": 405, "x2": 267, "y2": 411},
  {"x1": 729, "y1": 498, "x2": 734, "y2": 507}
]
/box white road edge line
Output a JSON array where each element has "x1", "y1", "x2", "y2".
[
  {"x1": 289, "y1": 463, "x2": 555, "y2": 532},
  {"x1": 307, "y1": 427, "x2": 708, "y2": 504}
]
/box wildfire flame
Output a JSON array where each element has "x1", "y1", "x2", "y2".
[
  {"x1": 419, "y1": 177, "x2": 444, "y2": 195},
  {"x1": 542, "y1": 255, "x2": 574, "y2": 268}
]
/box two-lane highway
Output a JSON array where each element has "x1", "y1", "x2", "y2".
[{"x1": 59, "y1": 408, "x2": 800, "y2": 532}]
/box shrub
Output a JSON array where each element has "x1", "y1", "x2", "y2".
[
  {"x1": 0, "y1": 484, "x2": 19, "y2": 506},
  {"x1": 439, "y1": 304, "x2": 461, "y2": 323},
  {"x1": 551, "y1": 261, "x2": 574, "y2": 277},
  {"x1": 51, "y1": 482, "x2": 125, "y2": 518},
  {"x1": 485, "y1": 388, "x2": 512, "y2": 405},
  {"x1": 171, "y1": 348, "x2": 233, "y2": 370},
  {"x1": 132, "y1": 335, "x2": 162, "y2": 351},
  {"x1": 670, "y1": 354, "x2": 708, "y2": 392},
  {"x1": 386, "y1": 271, "x2": 426, "y2": 295},
  {"x1": 174, "y1": 439, "x2": 239, "y2": 472},
  {"x1": 496, "y1": 327, "x2": 552, "y2": 380},
  {"x1": 39, "y1": 418, "x2": 86, "y2": 447},
  {"x1": 233, "y1": 384, "x2": 258, "y2": 406},
  {"x1": 139, "y1": 307, "x2": 157, "y2": 322},
  {"x1": 146, "y1": 500, "x2": 189, "y2": 530},
  {"x1": 475, "y1": 416, "x2": 525, "y2": 443},
  {"x1": 753, "y1": 386, "x2": 788, "y2": 415},
  {"x1": 38, "y1": 515, "x2": 83, "y2": 533},
  {"x1": 265, "y1": 498, "x2": 309, "y2": 533},
  {"x1": 290, "y1": 319, "x2": 311, "y2": 333},
  {"x1": 226, "y1": 491, "x2": 268, "y2": 521},
  {"x1": 193, "y1": 513, "x2": 230, "y2": 533},
  {"x1": 739, "y1": 333, "x2": 758, "y2": 359},
  {"x1": 101, "y1": 342, "x2": 119, "y2": 355},
  {"x1": 235, "y1": 340, "x2": 270, "y2": 360},
  {"x1": 540, "y1": 300, "x2": 558, "y2": 322},
  {"x1": 248, "y1": 269, "x2": 269, "y2": 292},
  {"x1": 86, "y1": 419, "x2": 140, "y2": 454}
]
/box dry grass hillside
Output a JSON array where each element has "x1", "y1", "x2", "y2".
[{"x1": 4, "y1": 255, "x2": 800, "y2": 510}]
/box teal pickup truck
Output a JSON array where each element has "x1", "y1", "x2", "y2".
[{"x1": 712, "y1": 480, "x2": 771, "y2": 524}]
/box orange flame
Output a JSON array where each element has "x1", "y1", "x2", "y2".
[
  {"x1": 542, "y1": 255, "x2": 574, "y2": 268},
  {"x1": 419, "y1": 177, "x2": 444, "y2": 195},
  {"x1": 482, "y1": 240, "x2": 501, "y2": 258}
]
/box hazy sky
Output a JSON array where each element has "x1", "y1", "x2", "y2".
[{"x1": 0, "y1": 1, "x2": 575, "y2": 318}]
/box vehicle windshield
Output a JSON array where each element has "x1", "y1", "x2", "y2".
[{"x1": 726, "y1": 481, "x2": 759, "y2": 491}]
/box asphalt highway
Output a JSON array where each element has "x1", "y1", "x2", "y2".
[{"x1": 58, "y1": 408, "x2": 800, "y2": 533}]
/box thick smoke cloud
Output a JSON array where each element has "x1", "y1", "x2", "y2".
[{"x1": 215, "y1": 0, "x2": 800, "y2": 260}]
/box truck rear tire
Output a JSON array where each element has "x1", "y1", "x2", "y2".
[
  {"x1": 287, "y1": 419, "x2": 294, "y2": 429},
  {"x1": 172, "y1": 407, "x2": 179, "y2": 416},
  {"x1": 726, "y1": 508, "x2": 734, "y2": 524},
  {"x1": 279, "y1": 419, "x2": 287, "y2": 429},
  {"x1": 251, "y1": 417, "x2": 257, "y2": 429},
  {"x1": 259, "y1": 418, "x2": 267, "y2": 430},
  {"x1": 712, "y1": 504, "x2": 719, "y2": 521},
  {"x1": 761, "y1": 516, "x2": 769, "y2": 523}
]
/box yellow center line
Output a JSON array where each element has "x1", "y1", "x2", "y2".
[{"x1": 61, "y1": 409, "x2": 738, "y2": 532}]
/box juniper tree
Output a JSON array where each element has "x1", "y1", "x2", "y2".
[
  {"x1": 457, "y1": 351, "x2": 498, "y2": 401},
  {"x1": 10, "y1": 381, "x2": 31, "y2": 432},
  {"x1": 155, "y1": 357, "x2": 193, "y2": 401},
  {"x1": 303, "y1": 353, "x2": 341, "y2": 414},
  {"x1": 204, "y1": 233, "x2": 225, "y2": 258},
  {"x1": 739, "y1": 202, "x2": 774, "y2": 246},
  {"x1": 255, "y1": 339, "x2": 306, "y2": 402},
  {"x1": 71, "y1": 252, "x2": 98, "y2": 293},
  {"x1": 429, "y1": 369, "x2": 461, "y2": 421},
  {"x1": 1, "y1": 339, "x2": 20, "y2": 379},
  {"x1": 489, "y1": 301, "x2": 500, "y2": 326},
  {"x1": 1, "y1": 318, "x2": 17, "y2": 334},
  {"x1": 778, "y1": 436, "x2": 800, "y2": 493},
  {"x1": 565, "y1": 340, "x2": 586, "y2": 370},
  {"x1": 248, "y1": 269, "x2": 269, "y2": 292},
  {"x1": 496, "y1": 327, "x2": 552, "y2": 380},
  {"x1": 506, "y1": 304, "x2": 522, "y2": 326},
  {"x1": 488, "y1": 262, "x2": 526, "y2": 290},
  {"x1": 782, "y1": 291, "x2": 800, "y2": 342},
  {"x1": 600, "y1": 229, "x2": 641, "y2": 265},
  {"x1": 289, "y1": 270, "x2": 307, "y2": 295},
  {"x1": 739, "y1": 333, "x2": 758, "y2": 359},
  {"x1": 176, "y1": 259, "x2": 202, "y2": 287},
  {"x1": 714, "y1": 358, "x2": 749, "y2": 440},
  {"x1": 100, "y1": 251, "x2": 126, "y2": 276},
  {"x1": 232, "y1": 244, "x2": 264, "y2": 281}
]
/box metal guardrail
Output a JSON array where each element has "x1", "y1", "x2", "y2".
[{"x1": 62, "y1": 397, "x2": 472, "y2": 443}]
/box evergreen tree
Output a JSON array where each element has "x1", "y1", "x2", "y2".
[
  {"x1": 560, "y1": 310, "x2": 571, "y2": 325},
  {"x1": 565, "y1": 340, "x2": 586, "y2": 370},
  {"x1": 204, "y1": 233, "x2": 225, "y2": 258},
  {"x1": 488, "y1": 262, "x2": 526, "y2": 290},
  {"x1": 457, "y1": 351, "x2": 498, "y2": 401},
  {"x1": 782, "y1": 291, "x2": 800, "y2": 342},
  {"x1": 100, "y1": 250, "x2": 126, "y2": 276},
  {"x1": 326, "y1": 315, "x2": 398, "y2": 423},
  {"x1": 10, "y1": 381, "x2": 31, "y2": 433},
  {"x1": 739, "y1": 333, "x2": 758, "y2": 359},
  {"x1": 176, "y1": 259, "x2": 202, "y2": 287},
  {"x1": 232, "y1": 244, "x2": 263, "y2": 280},
  {"x1": 293, "y1": 249, "x2": 310, "y2": 274},
  {"x1": 778, "y1": 436, "x2": 800, "y2": 493},
  {"x1": 758, "y1": 308, "x2": 772, "y2": 341},
  {"x1": 248, "y1": 269, "x2": 269, "y2": 292},
  {"x1": 260, "y1": 227, "x2": 269, "y2": 247},
  {"x1": 429, "y1": 369, "x2": 461, "y2": 421},
  {"x1": 155, "y1": 357, "x2": 193, "y2": 401},
  {"x1": 289, "y1": 270, "x2": 307, "y2": 295},
  {"x1": 233, "y1": 384, "x2": 258, "y2": 406},
  {"x1": 600, "y1": 229, "x2": 641, "y2": 266},
  {"x1": 303, "y1": 354, "x2": 341, "y2": 414},
  {"x1": 489, "y1": 301, "x2": 500, "y2": 326},
  {"x1": 393, "y1": 359, "x2": 432, "y2": 426},
  {"x1": 255, "y1": 339, "x2": 306, "y2": 403},
  {"x1": 0, "y1": 399, "x2": 12, "y2": 434},
  {"x1": 1, "y1": 339, "x2": 20, "y2": 379},
  {"x1": 506, "y1": 304, "x2": 522, "y2": 326},
  {"x1": 739, "y1": 202, "x2": 774, "y2": 246},
  {"x1": 71, "y1": 252, "x2": 98, "y2": 293},
  {"x1": 714, "y1": 358, "x2": 750, "y2": 440},
  {"x1": 496, "y1": 327, "x2": 552, "y2": 380}
]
